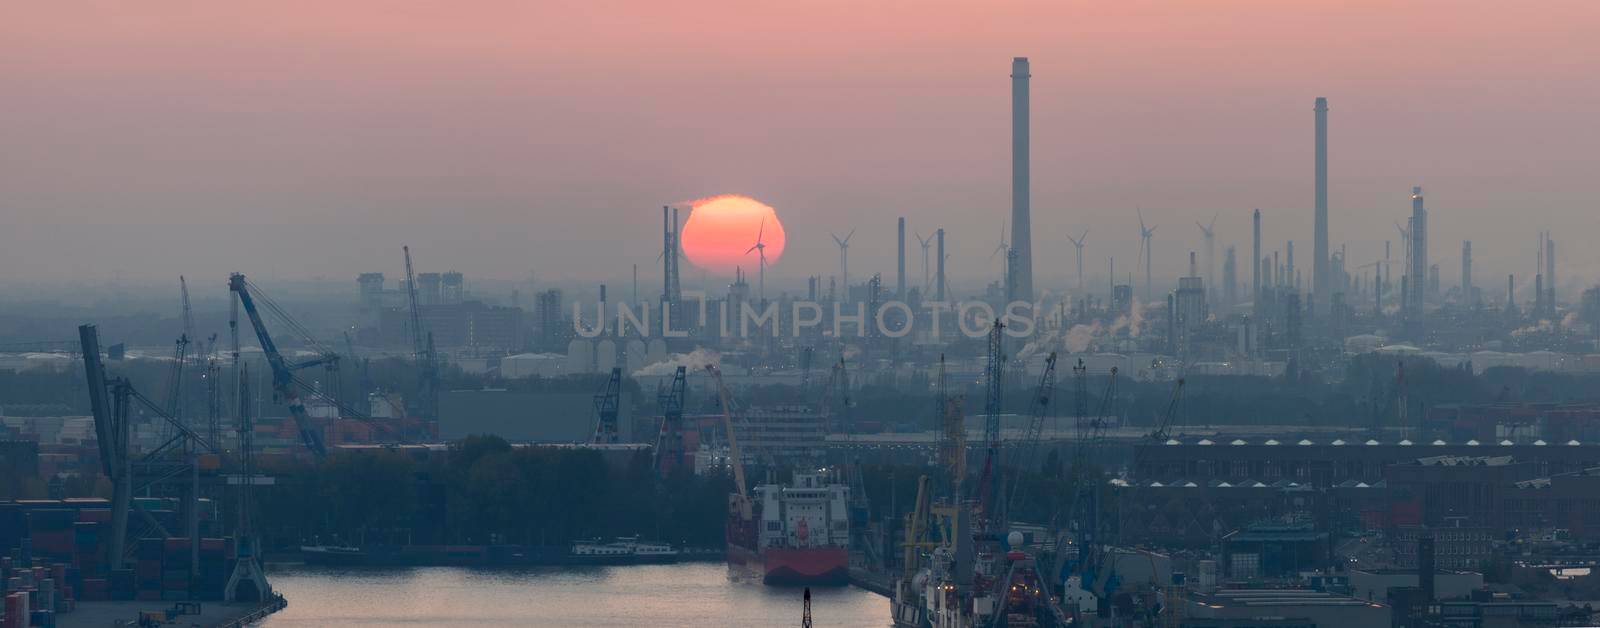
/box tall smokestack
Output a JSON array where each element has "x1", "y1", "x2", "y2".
[
  {"x1": 1010, "y1": 57, "x2": 1034, "y2": 302},
  {"x1": 1547, "y1": 236, "x2": 1556, "y2": 312},
  {"x1": 1252, "y1": 209, "x2": 1261, "y2": 312},
  {"x1": 897, "y1": 217, "x2": 907, "y2": 299},
  {"x1": 1462, "y1": 241, "x2": 1473, "y2": 305},
  {"x1": 1286, "y1": 241, "x2": 1295, "y2": 293},
  {"x1": 671, "y1": 206, "x2": 681, "y2": 301},
  {"x1": 663, "y1": 206, "x2": 672, "y2": 303},
  {"x1": 935, "y1": 228, "x2": 946, "y2": 301},
  {"x1": 1408, "y1": 186, "x2": 1427, "y2": 317},
  {"x1": 1189, "y1": 251, "x2": 1197, "y2": 278},
  {"x1": 1223, "y1": 246, "x2": 1237, "y2": 310},
  {"x1": 1314, "y1": 97, "x2": 1330, "y2": 306}
]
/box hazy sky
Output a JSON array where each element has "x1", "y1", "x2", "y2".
[{"x1": 5, "y1": 1, "x2": 1599, "y2": 297}]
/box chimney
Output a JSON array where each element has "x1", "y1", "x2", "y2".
[
  {"x1": 1547, "y1": 236, "x2": 1556, "y2": 311},
  {"x1": 1252, "y1": 209, "x2": 1262, "y2": 311},
  {"x1": 1314, "y1": 97, "x2": 1330, "y2": 305},
  {"x1": 897, "y1": 217, "x2": 907, "y2": 300},
  {"x1": 936, "y1": 229, "x2": 946, "y2": 302},
  {"x1": 1462, "y1": 241, "x2": 1472, "y2": 304},
  {"x1": 1010, "y1": 57, "x2": 1034, "y2": 302},
  {"x1": 1286, "y1": 241, "x2": 1295, "y2": 292},
  {"x1": 1189, "y1": 252, "x2": 1197, "y2": 278},
  {"x1": 1409, "y1": 186, "x2": 1427, "y2": 317}
]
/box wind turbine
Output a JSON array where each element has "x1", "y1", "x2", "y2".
[
  {"x1": 1067, "y1": 229, "x2": 1089, "y2": 294},
  {"x1": 990, "y1": 218, "x2": 1010, "y2": 278},
  {"x1": 830, "y1": 229, "x2": 855, "y2": 297},
  {"x1": 915, "y1": 231, "x2": 934, "y2": 294},
  {"x1": 1196, "y1": 212, "x2": 1217, "y2": 297},
  {"x1": 746, "y1": 218, "x2": 769, "y2": 304},
  {"x1": 1138, "y1": 209, "x2": 1157, "y2": 301}
]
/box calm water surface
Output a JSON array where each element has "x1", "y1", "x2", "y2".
[{"x1": 261, "y1": 562, "x2": 889, "y2": 627}]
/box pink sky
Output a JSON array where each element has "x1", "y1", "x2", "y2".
[{"x1": 3, "y1": 1, "x2": 1598, "y2": 293}]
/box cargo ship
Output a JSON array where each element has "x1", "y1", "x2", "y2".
[
  {"x1": 704, "y1": 365, "x2": 850, "y2": 586},
  {"x1": 727, "y1": 469, "x2": 851, "y2": 586}
]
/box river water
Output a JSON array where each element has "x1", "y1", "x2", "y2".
[{"x1": 260, "y1": 562, "x2": 890, "y2": 627}]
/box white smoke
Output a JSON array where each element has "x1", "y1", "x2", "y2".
[
  {"x1": 1511, "y1": 319, "x2": 1557, "y2": 337},
  {"x1": 1015, "y1": 328, "x2": 1059, "y2": 361},
  {"x1": 1064, "y1": 322, "x2": 1101, "y2": 353},
  {"x1": 631, "y1": 347, "x2": 721, "y2": 377}
]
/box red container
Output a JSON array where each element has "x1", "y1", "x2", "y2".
[
  {"x1": 135, "y1": 590, "x2": 161, "y2": 601},
  {"x1": 134, "y1": 560, "x2": 160, "y2": 580}
]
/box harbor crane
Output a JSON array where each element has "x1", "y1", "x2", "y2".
[
  {"x1": 978, "y1": 319, "x2": 1005, "y2": 528},
  {"x1": 590, "y1": 367, "x2": 623, "y2": 444},
  {"x1": 1006, "y1": 352, "x2": 1058, "y2": 518},
  {"x1": 654, "y1": 366, "x2": 688, "y2": 475},
  {"x1": 230, "y1": 274, "x2": 410, "y2": 458},
  {"x1": 229, "y1": 273, "x2": 335, "y2": 457},
  {"x1": 1149, "y1": 378, "x2": 1186, "y2": 443},
  {"x1": 706, "y1": 364, "x2": 750, "y2": 519},
  {"x1": 403, "y1": 246, "x2": 440, "y2": 425},
  {"x1": 80, "y1": 324, "x2": 219, "y2": 573}
]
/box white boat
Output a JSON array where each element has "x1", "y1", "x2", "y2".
[{"x1": 569, "y1": 537, "x2": 680, "y2": 565}]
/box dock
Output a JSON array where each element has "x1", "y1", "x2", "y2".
[{"x1": 58, "y1": 594, "x2": 286, "y2": 628}]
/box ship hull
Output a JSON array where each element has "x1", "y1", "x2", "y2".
[
  {"x1": 725, "y1": 544, "x2": 849, "y2": 586},
  {"x1": 762, "y1": 546, "x2": 849, "y2": 586}
]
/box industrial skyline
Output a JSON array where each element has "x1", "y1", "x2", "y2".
[
  {"x1": 9, "y1": 5, "x2": 1600, "y2": 627},
  {"x1": 4, "y1": 3, "x2": 1600, "y2": 286}
]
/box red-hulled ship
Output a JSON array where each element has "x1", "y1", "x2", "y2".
[
  {"x1": 728, "y1": 470, "x2": 851, "y2": 585},
  {"x1": 707, "y1": 365, "x2": 850, "y2": 587}
]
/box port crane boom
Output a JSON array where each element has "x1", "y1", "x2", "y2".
[
  {"x1": 706, "y1": 364, "x2": 750, "y2": 518},
  {"x1": 403, "y1": 246, "x2": 440, "y2": 424},
  {"x1": 229, "y1": 273, "x2": 331, "y2": 458}
]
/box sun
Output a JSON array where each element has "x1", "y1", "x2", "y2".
[{"x1": 679, "y1": 195, "x2": 786, "y2": 274}]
